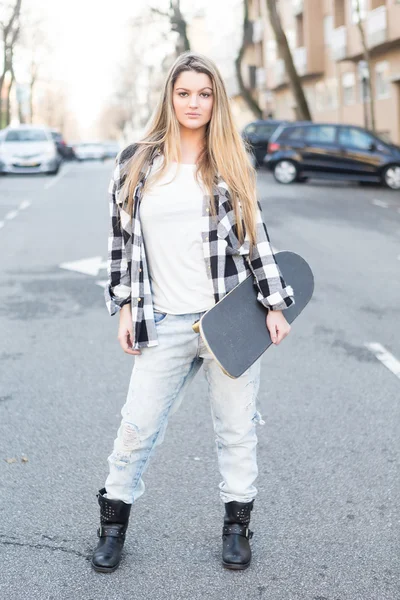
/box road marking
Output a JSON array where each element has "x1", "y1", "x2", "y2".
[
  {"x1": 372, "y1": 199, "x2": 389, "y2": 208},
  {"x1": 44, "y1": 163, "x2": 73, "y2": 190},
  {"x1": 60, "y1": 256, "x2": 107, "y2": 276},
  {"x1": 0, "y1": 221, "x2": 4, "y2": 229},
  {"x1": 5, "y1": 210, "x2": 18, "y2": 220},
  {"x1": 365, "y1": 342, "x2": 400, "y2": 380},
  {"x1": 19, "y1": 200, "x2": 31, "y2": 210}
]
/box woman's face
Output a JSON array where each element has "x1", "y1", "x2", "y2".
[{"x1": 172, "y1": 71, "x2": 214, "y2": 131}]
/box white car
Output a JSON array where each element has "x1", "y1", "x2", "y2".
[
  {"x1": 74, "y1": 142, "x2": 106, "y2": 161},
  {"x1": 0, "y1": 125, "x2": 61, "y2": 175}
]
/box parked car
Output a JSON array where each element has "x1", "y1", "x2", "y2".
[
  {"x1": 102, "y1": 141, "x2": 120, "y2": 159},
  {"x1": 242, "y1": 119, "x2": 288, "y2": 167},
  {"x1": 0, "y1": 125, "x2": 61, "y2": 175},
  {"x1": 74, "y1": 142, "x2": 106, "y2": 161},
  {"x1": 264, "y1": 122, "x2": 400, "y2": 190},
  {"x1": 50, "y1": 129, "x2": 76, "y2": 160}
]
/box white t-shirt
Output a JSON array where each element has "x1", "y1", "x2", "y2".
[{"x1": 140, "y1": 157, "x2": 215, "y2": 314}]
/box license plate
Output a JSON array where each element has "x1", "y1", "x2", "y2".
[{"x1": 18, "y1": 160, "x2": 39, "y2": 167}]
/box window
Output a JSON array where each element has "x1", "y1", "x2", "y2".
[
  {"x1": 375, "y1": 61, "x2": 390, "y2": 99},
  {"x1": 342, "y1": 72, "x2": 356, "y2": 106},
  {"x1": 266, "y1": 39, "x2": 277, "y2": 64},
  {"x1": 351, "y1": 0, "x2": 366, "y2": 24},
  {"x1": 315, "y1": 81, "x2": 326, "y2": 112},
  {"x1": 286, "y1": 127, "x2": 305, "y2": 141},
  {"x1": 325, "y1": 79, "x2": 338, "y2": 110},
  {"x1": 5, "y1": 129, "x2": 48, "y2": 142},
  {"x1": 358, "y1": 61, "x2": 371, "y2": 102},
  {"x1": 339, "y1": 127, "x2": 374, "y2": 149},
  {"x1": 305, "y1": 126, "x2": 337, "y2": 144}
]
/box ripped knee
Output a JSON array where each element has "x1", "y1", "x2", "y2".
[
  {"x1": 110, "y1": 423, "x2": 141, "y2": 468},
  {"x1": 121, "y1": 422, "x2": 140, "y2": 451}
]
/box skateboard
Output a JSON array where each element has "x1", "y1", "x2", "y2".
[{"x1": 192, "y1": 251, "x2": 314, "y2": 378}]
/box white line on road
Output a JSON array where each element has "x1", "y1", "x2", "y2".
[
  {"x1": 365, "y1": 342, "x2": 400, "y2": 380},
  {"x1": 0, "y1": 221, "x2": 4, "y2": 229},
  {"x1": 44, "y1": 163, "x2": 73, "y2": 190},
  {"x1": 19, "y1": 200, "x2": 31, "y2": 210},
  {"x1": 372, "y1": 199, "x2": 389, "y2": 208},
  {"x1": 5, "y1": 210, "x2": 18, "y2": 220}
]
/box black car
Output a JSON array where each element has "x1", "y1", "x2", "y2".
[
  {"x1": 264, "y1": 122, "x2": 400, "y2": 190},
  {"x1": 242, "y1": 119, "x2": 288, "y2": 167},
  {"x1": 50, "y1": 130, "x2": 76, "y2": 160}
]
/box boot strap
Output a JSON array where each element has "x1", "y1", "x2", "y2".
[
  {"x1": 223, "y1": 524, "x2": 253, "y2": 539},
  {"x1": 97, "y1": 525, "x2": 126, "y2": 539}
]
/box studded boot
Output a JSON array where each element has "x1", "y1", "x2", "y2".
[
  {"x1": 91, "y1": 488, "x2": 132, "y2": 573},
  {"x1": 222, "y1": 500, "x2": 254, "y2": 570}
]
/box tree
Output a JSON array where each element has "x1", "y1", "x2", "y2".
[
  {"x1": 150, "y1": 0, "x2": 190, "y2": 56},
  {"x1": 354, "y1": 0, "x2": 375, "y2": 132},
  {"x1": 0, "y1": 0, "x2": 22, "y2": 126},
  {"x1": 235, "y1": 0, "x2": 262, "y2": 119},
  {"x1": 265, "y1": 0, "x2": 311, "y2": 121}
]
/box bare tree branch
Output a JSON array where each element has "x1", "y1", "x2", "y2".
[
  {"x1": 235, "y1": 0, "x2": 262, "y2": 119},
  {"x1": 265, "y1": 0, "x2": 311, "y2": 121}
]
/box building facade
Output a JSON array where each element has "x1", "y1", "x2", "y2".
[{"x1": 243, "y1": 0, "x2": 400, "y2": 143}]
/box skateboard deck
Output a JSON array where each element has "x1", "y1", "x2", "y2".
[{"x1": 193, "y1": 251, "x2": 314, "y2": 378}]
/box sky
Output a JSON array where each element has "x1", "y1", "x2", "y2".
[{"x1": 25, "y1": 0, "x2": 241, "y2": 136}]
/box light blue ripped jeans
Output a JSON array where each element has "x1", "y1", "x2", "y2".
[{"x1": 105, "y1": 310, "x2": 264, "y2": 505}]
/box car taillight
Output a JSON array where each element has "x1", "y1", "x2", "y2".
[{"x1": 268, "y1": 142, "x2": 280, "y2": 153}]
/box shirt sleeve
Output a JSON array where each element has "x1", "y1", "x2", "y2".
[
  {"x1": 104, "y1": 162, "x2": 132, "y2": 316},
  {"x1": 246, "y1": 201, "x2": 295, "y2": 311}
]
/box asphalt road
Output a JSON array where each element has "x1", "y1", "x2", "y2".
[{"x1": 0, "y1": 161, "x2": 399, "y2": 600}]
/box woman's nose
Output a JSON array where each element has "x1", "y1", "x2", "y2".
[{"x1": 188, "y1": 95, "x2": 198, "y2": 108}]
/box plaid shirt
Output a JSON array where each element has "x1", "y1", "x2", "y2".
[{"x1": 105, "y1": 145, "x2": 294, "y2": 349}]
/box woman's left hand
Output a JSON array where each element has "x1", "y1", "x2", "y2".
[{"x1": 266, "y1": 309, "x2": 291, "y2": 345}]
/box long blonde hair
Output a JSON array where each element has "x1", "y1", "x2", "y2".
[{"x1": 121, "y1": 52, "x2": 258, "y2": 249}]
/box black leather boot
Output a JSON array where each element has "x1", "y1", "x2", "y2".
[
  {"x1": 91, "y1": 488, "x2": 131, "y2": 573},
  {"x1": 222, "y1": 500, "x2": 254, "y2": 570}
]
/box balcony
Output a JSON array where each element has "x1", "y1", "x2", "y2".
[
  {"x1": 330, "y1": 26, "x2": 347, "y2": 61},
  {"x1": 293, "y1": 46, "x2": 307, "y2": 76},
  {"x1": 256, "y1": 67, "x2": 266, "y2": 90},
  {"x1": 367, "y1": 5, "x2": 387, "y2": 48},
  {"x1": 252, "y1": 18, "x2": 264, "y2": 44},
  {"x1": 293, "y1": 0, "x2": 304, "y2": 16},
  {"x1": 274, "y1": 59, "x2": 286, "y2": 87}
]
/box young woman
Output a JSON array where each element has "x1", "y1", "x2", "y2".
[{"x1": 92, "y1": 52, "x2": 294, "y2": 573}]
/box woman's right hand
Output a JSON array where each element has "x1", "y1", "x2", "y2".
[{"x1": 118, "y1": 304, "x2": 141, "y2": 355}]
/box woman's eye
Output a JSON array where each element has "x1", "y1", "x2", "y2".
[
  {"x1": 201, "y1": 93, "x2": 210, "y2": 98},
  {"x1": 179, "y1": 92, "x2": 188, "y2": 97}
]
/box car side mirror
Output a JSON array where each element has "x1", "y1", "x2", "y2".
[{"x1": 368, "y1": 141, "x2": 376, "y2": 152}]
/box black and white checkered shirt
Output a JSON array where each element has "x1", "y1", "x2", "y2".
[{"x1": 105, "y1": 145, "x2": 294, "y2": 349}]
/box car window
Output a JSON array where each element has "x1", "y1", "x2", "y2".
[
  {"x1": 339, "y1": 127, "x2": 374, "y2": 150},
  {"x1": 5, "y1": 129, "x2": 48, "y2": 142},
  {"x1": 305, "y1": 126, "x2": 337, "y2": 144},
  {"x1": 244, "y1": 124, "x2": 257, "y2": 134},
  {"x1": 255, "y1": 124, "x2": 280, "y2": 137},
  {"x1": 285, "y1": 127, "x2": 305, "y2": 141}
]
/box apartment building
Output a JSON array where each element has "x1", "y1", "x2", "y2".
[{"x1": 243, "y1": 0, "x2": 400, "y2": 143}]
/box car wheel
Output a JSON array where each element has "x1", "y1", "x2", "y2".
[
  {"x1": 383, "y1": 165, "x2": 400, "y2": 190},
  {"x1": 273, "y1": 160, "x2": 298, "y2": 184}
]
